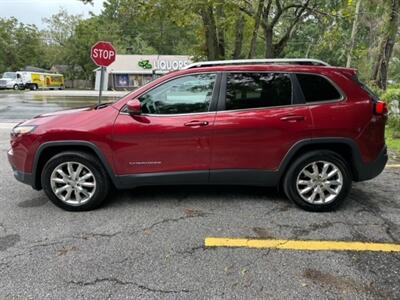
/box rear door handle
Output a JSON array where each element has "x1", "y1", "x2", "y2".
[
  {"x1": 184, "y1": 120, "x2": 209, "y2": 127},
  {"x1": 280, "y1": 115, "x2": 305, "y2": 122}
]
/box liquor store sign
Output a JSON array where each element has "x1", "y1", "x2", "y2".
[{"x1": 138, "y1": 59, "x2": 190, "y2": 71}]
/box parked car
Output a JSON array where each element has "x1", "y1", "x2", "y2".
[{"x1": 8, "y1": 59, "x2": 388, "y2": 211}]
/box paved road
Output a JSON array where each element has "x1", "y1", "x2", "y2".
[
  {"x1": 0, "y1": 90, "x2": 120, "y2": 122},
  {"x1": 0, "y1": 126, "x2": 399, "y2": 299}
]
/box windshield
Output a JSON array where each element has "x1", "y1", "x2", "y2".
[{"x1": 2, "y1": 72, "x2": 17, "y2": 79}]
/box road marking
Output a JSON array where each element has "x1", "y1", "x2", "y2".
[
  {"x1": 386, "y1": 164, "x2": 400, "y2": 168},
  {"x1": 205, "y1": 238, "x2": 400, "y2": 252}
]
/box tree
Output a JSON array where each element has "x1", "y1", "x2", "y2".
[
  {"x1": 64, "y1": 16, "x2": 128, "y2": 79},
  {"x1": 346, "y1": 0, "x2": 362, "y2": 67},
  {"x1": 371, "y1": 0, "x2": 399, "y2": 90},
  {"x1": 248, "y1": 0, "x2": 264, "y2": 58},
  {"x1": 241, "y1": 0, "x2": 315, "y2": 58},
  {"x1": 42, "y1": 9, "x2": 82, "y2": 46},
  {"x1": 0, "y1": 18, "x2": 46, "y2": 73},
  {"x1": 233, "y1": 13, "x2": 245, "y2": 58}
]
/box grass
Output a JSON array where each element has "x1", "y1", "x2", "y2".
[{"x1": 386, "y1": 127, "x2": 400, "y2": 155}]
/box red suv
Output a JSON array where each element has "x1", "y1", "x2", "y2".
[{"x1": 8, "y1": 59, "x2": 388, "y2": 211}]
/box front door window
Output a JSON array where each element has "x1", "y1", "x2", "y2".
[{"x1": 138, "y1": 73, "x2": 216, "y2": 114}]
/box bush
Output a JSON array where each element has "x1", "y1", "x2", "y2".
[
  {"x1": 365, "y1": 81, "x2": 384, "y2": 97},
  {"x1": 380, "y1": 88, "x2": 400, "y2": 138},
  {"x1": 389, "y1": 116, "x2": 400, "y2": 138},
  {"x1": 381, "y1": 88, "x2": 400, "y2": 104}
]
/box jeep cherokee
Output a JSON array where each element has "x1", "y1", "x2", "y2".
[{"x1": 8, "y1": 59, "x2": 388, "y2": 211}]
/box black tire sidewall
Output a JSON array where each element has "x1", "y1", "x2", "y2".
[
  {"x1": 283, "y1": 151, "x2": 352, "y2": 212},
  {"x1": 41, "y1": 152, "x2": 110, "y2": 211}
]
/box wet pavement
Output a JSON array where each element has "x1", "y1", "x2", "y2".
[{"x1": 0, "y1": 90, "x2": 121, "y2": 122}]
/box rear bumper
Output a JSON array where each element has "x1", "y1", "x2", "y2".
[{"x1": 354, "y1": 146, "x2": 388, "y2": 181}]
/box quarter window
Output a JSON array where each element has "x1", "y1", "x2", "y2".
[
  {"x1": 297, "y1": 74, "x2": 341, "y2": 102},
  {"x1": 138, "y1": 73, "x2": 216, "y2": 114},
  {"x1": 225, "y1": 73, "x2": 292, "y2": 110}
]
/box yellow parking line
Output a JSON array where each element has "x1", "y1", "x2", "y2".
[
  {"x1": 386, "y1": 164, "x2": 400, "y2": 168},
  {"x1": 205, "y1": 238, "x2": 400, "y2": 252}
]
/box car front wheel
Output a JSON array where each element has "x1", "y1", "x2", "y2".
[
  {"x1": 41, "y1": 151, "x2": 110, "y2": 211},
  {"x1": 283, "y1": 150, "x2": 352, "y2": 212}
]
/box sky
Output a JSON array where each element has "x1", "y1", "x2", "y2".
[{"x1": 0, "y1": 0, "x2": 104, "y2": 29}]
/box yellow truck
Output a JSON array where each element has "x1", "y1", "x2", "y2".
[{"x1": 19, "y1": 72, "x2": 65, "y2": 90}]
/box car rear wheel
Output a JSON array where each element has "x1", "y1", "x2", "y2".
[
  {"x1": 283, "y1": 150, "x2": 352, "y2": 212},
  {"x1": 41, "y1": 151, "x2": 110, "y2": 211}
]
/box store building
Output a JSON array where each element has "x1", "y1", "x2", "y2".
[{"x1": 94, "y1": 54, "x2": 192, "y2": 91}]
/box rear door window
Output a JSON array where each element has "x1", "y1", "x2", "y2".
[
  {"x1": 225, "y1": 73, "x2": 292, "y2": 110},
  {"x1": 296, "y1": 74, "x2": 341, "y2": 103}
]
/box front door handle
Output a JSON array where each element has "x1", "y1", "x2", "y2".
[
  {"x1": 280, "y1": 115, "x2": 305, "y2": 122},
  {"x1": 184, "y1": 120, "x2": 209, "y2": 127}
]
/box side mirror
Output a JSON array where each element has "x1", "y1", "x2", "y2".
[{"x1": 127, "y1": 99, "x2": 141, "y2": 115}]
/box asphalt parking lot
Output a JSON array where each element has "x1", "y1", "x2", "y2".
[{"x1": 0, "y1": 93, "x2": 399, "y2": 299}]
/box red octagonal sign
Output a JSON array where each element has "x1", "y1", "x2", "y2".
[{"x1": 91, "y1": 41, "x2": 116, "y2": 67}]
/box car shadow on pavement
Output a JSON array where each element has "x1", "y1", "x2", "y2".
[{"x1": 102, "y1": 185, "x2": 290, "y2": 208}]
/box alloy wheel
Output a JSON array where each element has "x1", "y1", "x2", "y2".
[
  {"x1": 296, "y1": 160, "x2": 343, "y2": 204},
  {"x1": 50, "y1": 161, "x2": 96, "y2": 206}
]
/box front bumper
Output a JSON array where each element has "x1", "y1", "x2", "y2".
[{"x1": 8, "y1": 148, "x2": 34, "y2": 187}]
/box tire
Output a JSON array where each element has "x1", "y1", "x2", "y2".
[
  {"x1": 283, "y1": 150, "x2": 352, "y2": 212},
  {"x1": 30, "y1": 84, "x2": 38, "y2": 91},
  {"x1": 41, "y1": 151, "x2": 110, "y2": 211},
  {"x1": 13, "y1": 84, "x2": 19, "y2": 90}
]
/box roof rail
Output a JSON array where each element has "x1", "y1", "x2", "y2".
[{"x1": 183, "y1": 58, "x2": 330, "y2": 69}]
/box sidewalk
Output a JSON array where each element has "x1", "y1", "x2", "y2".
[
  {"x1": 0, "y1": 122, "x2": 18, "y2": 128},
  {"x1": 25, "y1": 90, "x2": 129, "y2": 97}
]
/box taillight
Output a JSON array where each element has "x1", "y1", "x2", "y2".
[{"x1": 374, "y1": 101, "x2": 387, "y2": 115}]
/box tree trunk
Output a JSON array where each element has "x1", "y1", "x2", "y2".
[
  {"x1": 215, "y1": 4, "x2": 225, "y2": 59},
  {"x1": 248, "y1": 0, "x2": 264, "y2": 58},
  {"x1": 200, "y1": 6, "x2": 219, "y2": 60},
  {"x1": 233, "y1": 14, "x2": 245, "y2": 58},
  {"x1": 346, "y1": 0, "x2": 362, "y2": 68},
  {"x1": 264, "y1": 25, "x2": 274, "y2": 58},
  {"x1": 371, "y1": 0, "x2": 399, "y2": 90}
]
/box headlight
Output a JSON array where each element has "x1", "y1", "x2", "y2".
[{"x1": 11, "y1": 125, "x2": 37, "y2": 135}]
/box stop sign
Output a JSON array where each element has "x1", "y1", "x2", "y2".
[{"x1": 91, "y1": 41, "x2": 116, "y2": 67}]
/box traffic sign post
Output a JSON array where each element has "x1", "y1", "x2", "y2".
[
  {"x1": 98, "y1": 66, "x2": 105, "y2": 104},
  {"x1": 90, "y1": 41, "x2": 116, "y2": 104}
]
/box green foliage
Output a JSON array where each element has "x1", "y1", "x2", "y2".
[
  {"x1": 386, "y1": 128, "x2": 400, "y2": 153},
  {"x1": 0, "y1": 0, "x2": 399, "y2": 86},
  {"x1": 380, "y1": 88, "x2": 400, "y2": 134},
  {"x1": 381, "y1": 88, "x2": 400, "y2": 103},
  {"x1": 0, "y1": 18, "x2": 46, "y2": 73}
]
